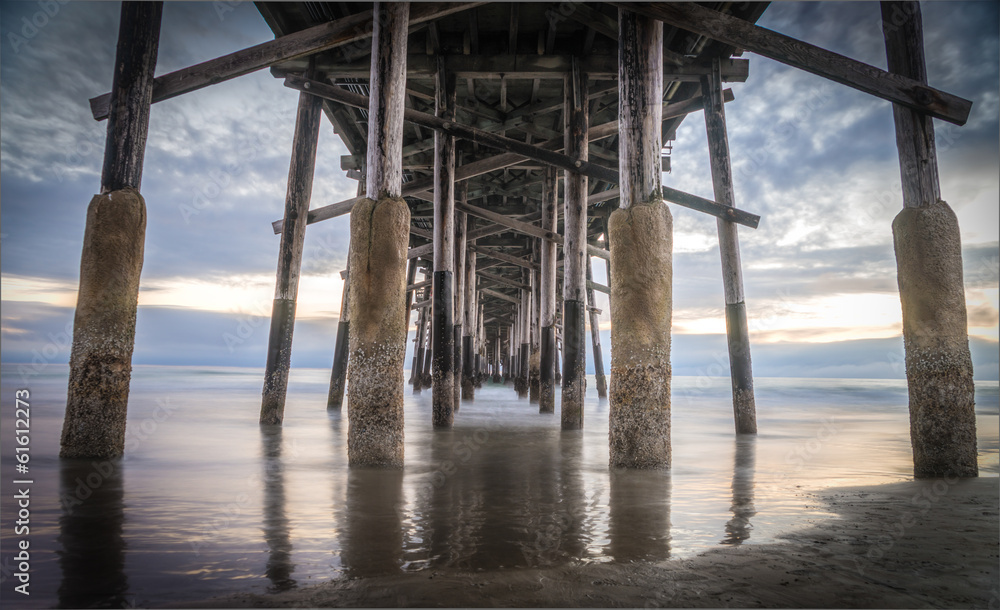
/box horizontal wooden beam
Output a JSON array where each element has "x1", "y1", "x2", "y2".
[
  {"x1": 587, "y1": 280, "x2": 610, "y2": 295},
  {"x1": 479, "y1": 287, "x2": 521, "y2": 305},
  {"x1": 407, "y1": 278, "x2": 433, "y2": 292},
  {"x1": 287, "y1": 76, "x2": 618, "y2": 182},
  {"x1": 277, "y1": 53, "x2": 749, "y2": 81},
  {"x1": 89, "y1": 2, "x2": 484, "y2": 120},
  {"x1": 614, "y1": 2, "x2": 972, "y2": 126},
  {"x1": 412, "y1": 299, "x2": 432, "y2": 310},
  {"x1": 478, "y1": 270, "x2": 530, "y2": 291},
  {"x1": 469, "y1": 245, "x2": 539, "y2": 270},
  {"x1": 272, "y1": 86, "x2": 753, "y2": 233},
  {"x1": 407, "y1": 211, "x2": 542, "y2": 260}
]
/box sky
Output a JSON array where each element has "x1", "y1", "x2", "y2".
[{"x1": 1, "y1": 1, "x2": 998, "y2": 380}]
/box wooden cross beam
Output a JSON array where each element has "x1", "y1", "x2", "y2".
[
  {"x1": 278, "y1": 76, "x2": 760, "y2": 230},
  {"x1": 614, "y1": 2, "x2": 972, "y2": 125},
  {"x1": 88, "y1": 3, "x2": 485, "y2": 120},
  {"x1": 469, "y1": 245, "x2": 539, "y2": 270},
  {"x1": 479, "y1": 287, "x2": 521, "y2": 305},
  {"x1": 276, "y1": 53, "x2": 750, "y2": 81},
  {"x1": 477, "y1": 270, "x2": 530, "y2": 291}
]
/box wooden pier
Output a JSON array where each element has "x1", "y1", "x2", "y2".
[{"x1": 64, "y1": 1, "x2": 977, "y2": 478}]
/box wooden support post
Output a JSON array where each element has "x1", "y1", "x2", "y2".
[
  {"x1": 260, "y1": 68, "x2": 323, "y2": 425},
  {"x1": 432, "y1": 57, "x2": 457, "y2": 428},
  {"x1": 609, "y1": 10, "x2": 671, "y2": 468},
  {"x1": 702, "y1": 58, "x2": 757, "y2": 434},
  {"x1": 61, "y1": 1, "x2": 162, "y2": 459},
  {"x1": 518, "y1": 278, "x2": 531, "y2": 398},
  {"x1": 346, "y1": 1, "x2": 410, "y2": 467},
  {"x1": 453, "y1": 188, "x2": 467, "y2": 410},
  {"x1": 412, "y1": 281, "x2": 429, "y2": 391},
  {"x1": 882, "y1": 2, "x2": 977, "y2": 477},
  {"x1": 585, "y1": 255, "x2": 608, "y2": 398},
  {"x1": 529, "y1": 240, "x2": 541, "y2": 403},
  {"x1": 562, "y1": 58, "x2": 588, "y2": 430},
  {"x1": 462, "y1": 232, "x2": 477, "y2": 399},
  {"x1": 539, "y1": 167, "x2": 559, "y2": 413},
  {"x1": 328, "y1": 262, "x2": 353, "y2": 410},
  {"x1": 422, "y1": 320, "x2": 434, "y2": 386}
]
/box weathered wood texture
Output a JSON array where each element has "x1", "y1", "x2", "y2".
[
  {"x1": 615, "y1": 2, "x2": 972, "y2": 125},
  {"x1": 432, "y1": 56, "x2": 457, "y2": 427},
  {"x1": 327, "y1": 263, "x2": 353, "y2": 410},
  {"x1": 881, "y1": 1, "x2": 941, "y2": 208},
  {"x1": 539, "y1": 166, "x2": 559, "y2": 413},
  {"x1": 702, "y1": 58, "x2": 757, "y2": 434},
  {"x1": 366, "y1": 3, "x2": 409, "y2": 199},
  {"x1": 463, "y1": 221, "x2": 477, "y2": 400},
  {"x1": 562, "y1": 59, "x2": 588, "y2": 430},
  {"x1": 618, "y1": 9, "x2": 662, "y2": 209},
  {"x1": 90, "y1": 3, "x2": 483, "y2": 120},
  {"x1": 100, "y1": 1, "x2": 162, "y2": 193},
  {"x1": 261, "y1": 85, "x2": 323, "y2": 425},
  {"x1": 454, "y1": 203, "x2": 467, "y2": 408}
]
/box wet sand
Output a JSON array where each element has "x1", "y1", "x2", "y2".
[{"x1": 188, "y1": 477, "x2": 998, "y2": 609}]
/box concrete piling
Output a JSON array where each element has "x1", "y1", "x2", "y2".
[{"x1": 893, "y1": 201, "x2": 978, "y2": 477}]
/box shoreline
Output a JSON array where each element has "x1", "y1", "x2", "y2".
[{"x1": 183, "y1": 477, "x2": 999, "y2": 609}]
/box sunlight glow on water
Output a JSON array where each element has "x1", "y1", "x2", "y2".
[{"x1": 1, "y1": 364, "x2": 997, "y2": 607}]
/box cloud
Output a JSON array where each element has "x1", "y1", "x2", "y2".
[{"x1": 1, "y1": 2, "x2": 997, "y2": 379}]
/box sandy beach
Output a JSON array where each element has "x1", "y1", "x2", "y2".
[{"x1": 187, "y1": 477, "x2": 999, "y2": 609}]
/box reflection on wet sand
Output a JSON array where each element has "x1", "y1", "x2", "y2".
[
  {"x1": 411, "y1": 426, "x2": 592, "y2": 570},
  {"x1": 58, "y1": 459, "x2": 128, "y2": 609},
  {"x1": 608, "y1": 467, "x2": 671, "y2": 561},
  {"x1": 260, "y1": 426, "x2": 295, "y2": 592},
  {"x1": 339, "y1": 467, "x2": 405, "y2": 577},
  {"x1": 722, "y1": 435, "x2": 757, "y2": 546}
]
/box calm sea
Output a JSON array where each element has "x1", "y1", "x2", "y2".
[{"x1": 1, "y1": 364, "x2": 997, "y2": 608}]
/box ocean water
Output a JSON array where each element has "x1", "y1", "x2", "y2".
[{"x1": 0, "y1": 363, "x2": 997, "y2": 608}]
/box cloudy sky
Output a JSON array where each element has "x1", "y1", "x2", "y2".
[{"x1": 1, "y1": 1, "x2": 997, "y2": 379}]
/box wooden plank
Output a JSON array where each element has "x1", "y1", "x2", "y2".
[
  {"x1": 614, "y1": 2, "x2": 972, "y2": 125},
  {"x1": 89, "y1": 2, "x2": 484, "y2": 120},
  {"x1": 480, "y1": 286, "x2": 521, "y2": 305},
  {"x1": 277, "y1": 53, "x2": 749, "y2": 81},
  {"x1": 288, "y1": 76, "x2": 618, "y2": 183},
  {"x1": 407, "y1": 278, "x2": 433, "y2": 292},
  {"x1": 587, "y1": 280, "x2": 610, "y2": 295},
  {"x1": 469, "y1": 244, "x2": 539, "y2": 270},
  {"x1": 478, "y1": 269, "x2": 530, "y2": 291}
]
